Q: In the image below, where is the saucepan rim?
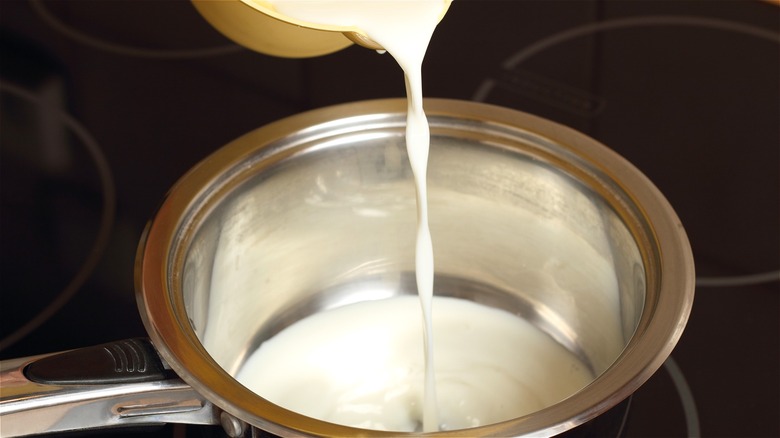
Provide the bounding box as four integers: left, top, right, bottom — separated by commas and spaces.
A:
135, 98, 694, 437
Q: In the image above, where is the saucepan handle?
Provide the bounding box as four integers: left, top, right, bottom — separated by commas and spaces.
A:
0, 338, 220, 436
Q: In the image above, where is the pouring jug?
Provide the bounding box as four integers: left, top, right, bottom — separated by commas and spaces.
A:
191, 0, 453, 58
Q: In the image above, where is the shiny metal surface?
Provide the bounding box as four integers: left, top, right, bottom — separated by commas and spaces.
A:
0, 353, 219, 436
136, 98, 694, 436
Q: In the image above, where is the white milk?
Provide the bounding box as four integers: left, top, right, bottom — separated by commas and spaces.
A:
265, 0, 447, 430
236, 295, 594, 432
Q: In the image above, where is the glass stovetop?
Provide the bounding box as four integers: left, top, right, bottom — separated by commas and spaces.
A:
1, 1, 777, 436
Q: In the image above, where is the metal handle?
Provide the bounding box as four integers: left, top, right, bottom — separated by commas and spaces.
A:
0, 339, 220, 436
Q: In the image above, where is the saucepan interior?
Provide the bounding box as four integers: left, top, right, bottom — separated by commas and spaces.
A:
136, 98, 693, 436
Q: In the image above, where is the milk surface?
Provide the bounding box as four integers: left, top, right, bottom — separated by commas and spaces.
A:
236, 295, 594, 432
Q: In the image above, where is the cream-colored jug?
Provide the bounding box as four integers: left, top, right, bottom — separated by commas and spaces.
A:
192, 0, 451, 58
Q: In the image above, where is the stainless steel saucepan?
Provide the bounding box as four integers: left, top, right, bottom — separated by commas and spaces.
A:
0, 99, 694, 437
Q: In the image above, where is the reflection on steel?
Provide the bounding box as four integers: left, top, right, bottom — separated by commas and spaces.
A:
0, 353, 219, 436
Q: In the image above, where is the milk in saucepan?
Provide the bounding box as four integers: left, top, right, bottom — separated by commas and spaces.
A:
236, 296, 594, 431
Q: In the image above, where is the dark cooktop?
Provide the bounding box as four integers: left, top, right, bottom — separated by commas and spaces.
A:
1, 1, 778, 437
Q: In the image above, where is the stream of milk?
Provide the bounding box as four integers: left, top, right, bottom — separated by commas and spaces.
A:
262, 0, 447, 430
233, 0, 595, 432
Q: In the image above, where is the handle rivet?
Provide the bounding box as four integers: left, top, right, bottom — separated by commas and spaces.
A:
220, 411, 247, 437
